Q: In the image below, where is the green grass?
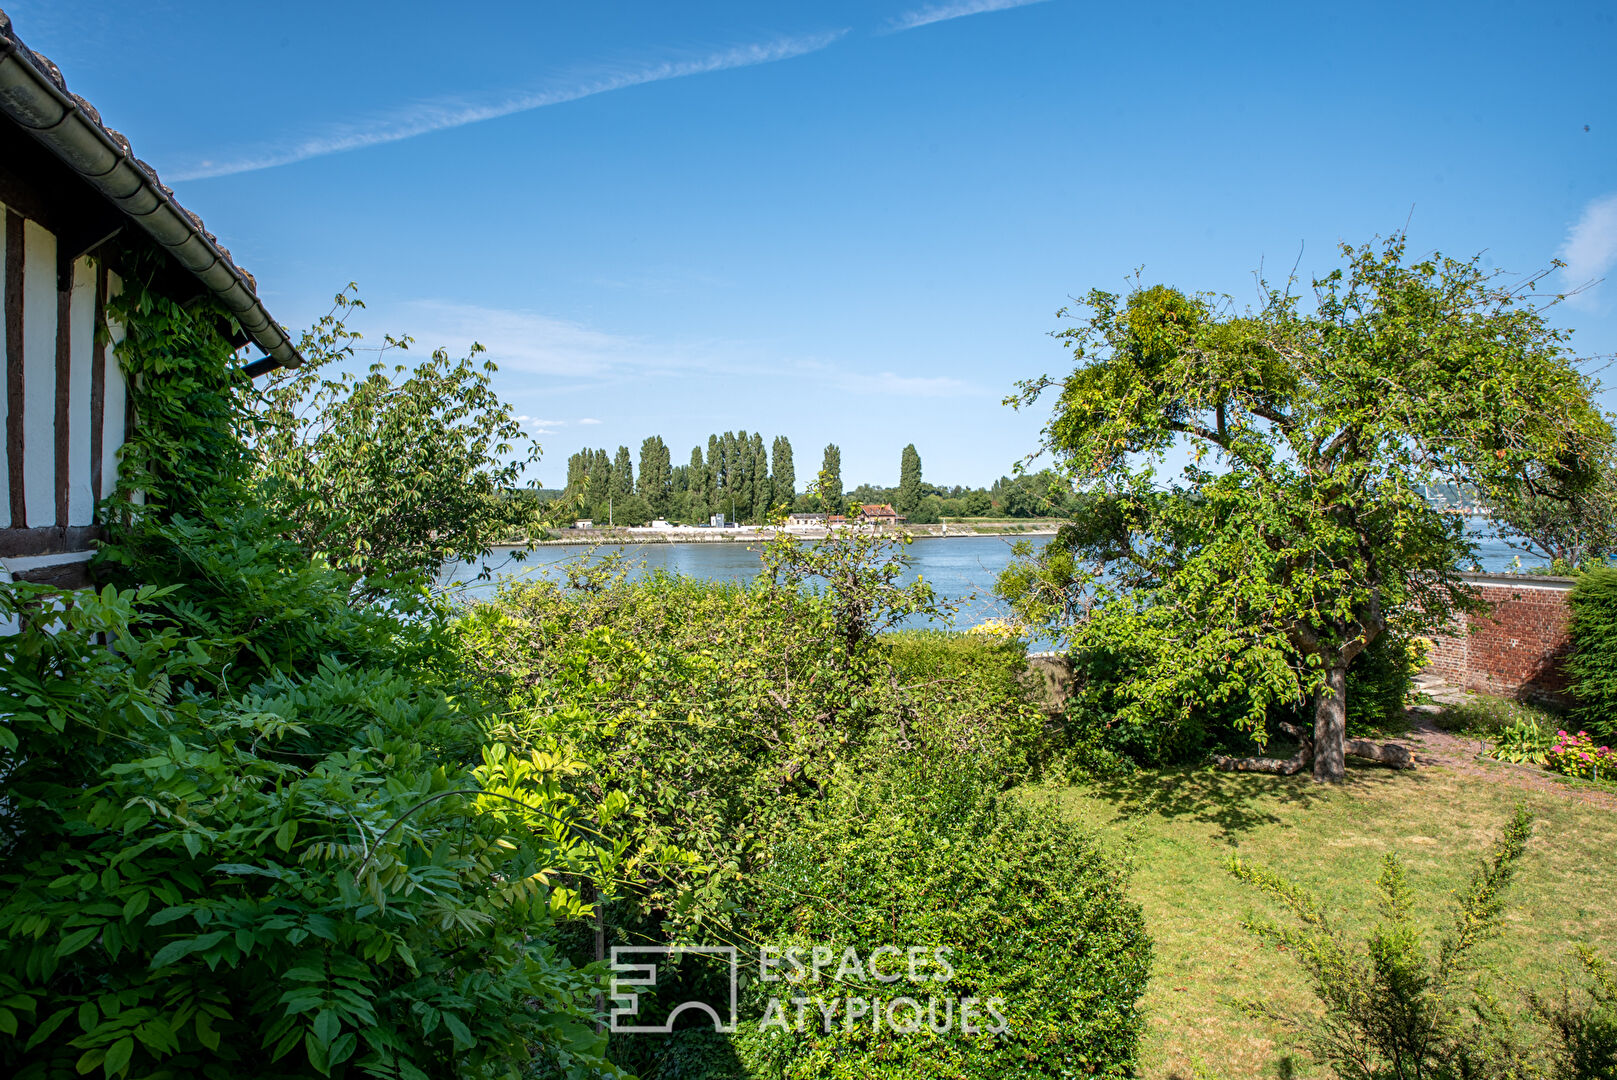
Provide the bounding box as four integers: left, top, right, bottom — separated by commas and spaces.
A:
1030, 758, 1617, 1079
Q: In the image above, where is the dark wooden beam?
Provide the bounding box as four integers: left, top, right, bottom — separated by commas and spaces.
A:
11, 558, 92, 588
0, 523, 102, 557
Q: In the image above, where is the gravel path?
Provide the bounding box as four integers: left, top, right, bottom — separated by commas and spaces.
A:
1395, 700, 1617, 811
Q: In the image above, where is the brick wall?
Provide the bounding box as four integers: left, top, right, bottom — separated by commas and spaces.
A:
1424, 572, 1575, 704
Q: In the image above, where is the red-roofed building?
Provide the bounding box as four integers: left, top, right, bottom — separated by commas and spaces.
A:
858, 504, 904, 526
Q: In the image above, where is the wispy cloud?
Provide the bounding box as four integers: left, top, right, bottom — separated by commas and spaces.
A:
577, 418, 603, 425
790, 360, 980, 398
887, 0, 1050, 33
1560, 192, 1617, 309
395, 300, 706, 382
384, 299, 987, 400
172, 31, 845, 180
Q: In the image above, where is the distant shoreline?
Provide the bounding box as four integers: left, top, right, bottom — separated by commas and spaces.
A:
508, 524, 1059, 547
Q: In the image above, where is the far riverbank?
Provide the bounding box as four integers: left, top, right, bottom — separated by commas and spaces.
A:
524, 521, 1059, 546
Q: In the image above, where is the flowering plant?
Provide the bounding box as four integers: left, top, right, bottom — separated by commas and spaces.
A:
1544, 730, 1615, 781
970, 617, 1026, 641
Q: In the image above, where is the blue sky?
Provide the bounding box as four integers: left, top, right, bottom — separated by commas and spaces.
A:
14, 0, 1617, 488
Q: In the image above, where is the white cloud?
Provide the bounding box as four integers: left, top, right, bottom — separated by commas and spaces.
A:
172, 30, 846, 180
887, 0, 1050, 33
790, 360, 982, 398
577, 417, 603, 425
393, 299, 704, 380
1560, 192, 1617, 308
384, 299, 986, 401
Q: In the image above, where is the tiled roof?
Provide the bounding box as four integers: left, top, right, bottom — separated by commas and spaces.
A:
0, 8, 303, 371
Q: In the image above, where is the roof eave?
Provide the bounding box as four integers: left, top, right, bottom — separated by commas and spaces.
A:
0, 14, 303, 372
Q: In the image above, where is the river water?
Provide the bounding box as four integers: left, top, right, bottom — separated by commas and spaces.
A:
439, 533, 1039, 633
438, 520, 1527, 636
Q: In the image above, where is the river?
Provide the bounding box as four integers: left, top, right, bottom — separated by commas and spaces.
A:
439, 533, 1039, 633
438, 520, 1529, 637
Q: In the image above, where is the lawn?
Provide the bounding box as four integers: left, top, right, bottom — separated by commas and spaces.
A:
1035, 744, 1617, 1079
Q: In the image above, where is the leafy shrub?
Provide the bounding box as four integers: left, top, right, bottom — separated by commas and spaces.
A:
882, 629, 1048, 779
1343, 632, 1422, 735
1433, 694, 1564, 738
250, 286, 544, 596
1228, 806, 1538, 1079
0, 514, 626, 1080
455, 539, 1055, 946
709, 760, 1151, 1078
456, 541, 1111, 1078
1568, 566, 1617, 740
1053, 624, 1415, 769
1491, 718, 1555, 765
1532, 947, 1617, 1080
1545, 731, 1616, 782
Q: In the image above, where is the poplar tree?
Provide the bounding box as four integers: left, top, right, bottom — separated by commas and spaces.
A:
722, 432, 742, 520
706, 435, 722, 520
611, 446, 634, 508
585, 449, 610, 514
750, 432, 771, 522
638, 436, 672, 516
565, 451, 587, 494
688, 446, 708, 522
898, 444, 923, 514
772, 435, 796, 509
819, 444, 843, 514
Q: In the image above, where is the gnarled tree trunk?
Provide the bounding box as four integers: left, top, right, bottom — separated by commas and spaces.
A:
1313, 664, 1348, 783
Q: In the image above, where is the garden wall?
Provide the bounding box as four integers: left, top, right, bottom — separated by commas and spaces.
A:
1424, 572, 1575, 705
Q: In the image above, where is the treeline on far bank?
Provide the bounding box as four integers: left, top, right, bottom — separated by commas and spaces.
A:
559, 432, 1078, 526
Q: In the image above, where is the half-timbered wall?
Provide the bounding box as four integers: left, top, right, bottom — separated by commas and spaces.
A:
0, 198, 126, 590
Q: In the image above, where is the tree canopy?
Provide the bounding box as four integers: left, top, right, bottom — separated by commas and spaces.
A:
1001, 238, 1610, 781
898, 444, 923, 515
252, 288, 540, 596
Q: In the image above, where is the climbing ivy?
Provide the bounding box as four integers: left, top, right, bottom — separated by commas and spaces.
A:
102, 242, 254, 519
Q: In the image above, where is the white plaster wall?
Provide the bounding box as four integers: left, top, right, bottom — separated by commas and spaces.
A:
20, 219, 55, 527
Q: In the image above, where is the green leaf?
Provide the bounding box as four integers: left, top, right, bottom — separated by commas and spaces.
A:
145, 906, 192, 927
27, 1006, 74, 1051
148, 938, 198, 970
442, 1011, 474, 1049
312, 1008, 339, 1048
57, 926, 101, 958
102, 1036, 134, 1078
304, 1030, 331, 1077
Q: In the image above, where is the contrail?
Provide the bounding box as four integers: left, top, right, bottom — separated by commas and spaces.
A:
173, 31, 846, 181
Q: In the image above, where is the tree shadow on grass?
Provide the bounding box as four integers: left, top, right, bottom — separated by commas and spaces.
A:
1081, 751, 1423, 845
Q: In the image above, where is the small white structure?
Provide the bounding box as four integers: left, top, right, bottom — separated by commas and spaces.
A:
709, 512, 727, 528
574, 519, 594, 529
